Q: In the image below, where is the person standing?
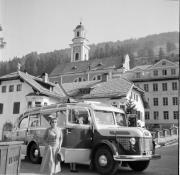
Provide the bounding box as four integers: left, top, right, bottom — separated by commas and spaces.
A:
40, 116, 63, 175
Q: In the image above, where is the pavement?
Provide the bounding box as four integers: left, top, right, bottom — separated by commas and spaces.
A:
20, 161, 96, 175
20, 141, 178, 175
156, 136, 178, 147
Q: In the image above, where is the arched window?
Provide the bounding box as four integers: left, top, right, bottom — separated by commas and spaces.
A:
77, 31, 79, 37
75, 53, 79, 61
92, 75, 102, 81
74, 77, 86, 83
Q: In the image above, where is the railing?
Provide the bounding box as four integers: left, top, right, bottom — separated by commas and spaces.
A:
151, 127, 178, 146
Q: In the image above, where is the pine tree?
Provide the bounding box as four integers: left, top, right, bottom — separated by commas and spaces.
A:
125, 97, 137, 114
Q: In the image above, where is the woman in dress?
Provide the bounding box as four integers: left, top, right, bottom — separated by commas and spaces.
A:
40, 115, 63, 175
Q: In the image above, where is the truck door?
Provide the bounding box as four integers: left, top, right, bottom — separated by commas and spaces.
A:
63, 107, 93, 149
28, 113, 43, 144
16, 114, 29, 143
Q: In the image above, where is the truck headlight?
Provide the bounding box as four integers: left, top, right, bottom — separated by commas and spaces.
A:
129, 137, 136, 145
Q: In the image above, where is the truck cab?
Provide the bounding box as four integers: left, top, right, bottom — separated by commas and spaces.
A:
10, 101, 160, 175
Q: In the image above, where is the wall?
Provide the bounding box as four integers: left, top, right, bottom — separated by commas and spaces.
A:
137, 79, 178, 126
0, 79, 33, 138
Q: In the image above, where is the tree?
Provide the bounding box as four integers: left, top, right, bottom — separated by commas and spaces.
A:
166, 42, 176, 53
125, 97, 137, 114
158, 47, 165, 59
125, 97, 138, 127
24, 52, 39, 75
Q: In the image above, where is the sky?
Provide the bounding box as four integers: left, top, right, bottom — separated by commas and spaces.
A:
0, 0, 179, 61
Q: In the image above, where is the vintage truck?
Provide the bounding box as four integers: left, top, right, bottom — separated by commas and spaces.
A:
9, 101, 160, 175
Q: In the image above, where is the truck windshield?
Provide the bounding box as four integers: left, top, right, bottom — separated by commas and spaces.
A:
94, 110, 115, 125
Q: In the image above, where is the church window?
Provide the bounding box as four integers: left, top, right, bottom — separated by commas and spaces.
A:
77, 31, 79, 37
74, 77, 86, 83
75, 53, 79, 61
92, 75, 102, 81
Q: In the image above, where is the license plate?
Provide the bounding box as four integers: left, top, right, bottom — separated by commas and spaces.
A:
146, 151, 152, 155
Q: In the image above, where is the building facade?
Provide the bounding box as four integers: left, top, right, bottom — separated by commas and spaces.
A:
0, 71, 67, 138
123, 59, 179, 129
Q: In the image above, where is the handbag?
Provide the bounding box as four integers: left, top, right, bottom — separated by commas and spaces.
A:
56, 150, 64, 162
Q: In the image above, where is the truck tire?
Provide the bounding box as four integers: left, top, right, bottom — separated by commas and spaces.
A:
29, 143, 41, 164
128, 160, 150, 171
94, 146, 119, 175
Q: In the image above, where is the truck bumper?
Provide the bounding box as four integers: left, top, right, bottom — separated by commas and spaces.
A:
113, 154, 161, 162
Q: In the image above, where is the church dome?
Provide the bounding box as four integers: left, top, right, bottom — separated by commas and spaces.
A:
75, 22, 85, 30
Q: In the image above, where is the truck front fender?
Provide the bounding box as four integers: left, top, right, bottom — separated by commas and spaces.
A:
91, 140, 119, 161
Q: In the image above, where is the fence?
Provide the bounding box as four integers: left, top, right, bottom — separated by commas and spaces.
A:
151, 127, 178, 146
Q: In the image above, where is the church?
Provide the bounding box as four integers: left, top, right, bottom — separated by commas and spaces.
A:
48, 23, 146, 125
49, 23, 130, 84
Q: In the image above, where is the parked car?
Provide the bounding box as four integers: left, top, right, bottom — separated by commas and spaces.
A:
8, 101, 160, 175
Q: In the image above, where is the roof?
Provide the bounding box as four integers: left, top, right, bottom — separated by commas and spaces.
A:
62, 78, 148, 107
0, 71, 67, 99
62, 78, 133, 99
62, 80, 100, 95
130, 65, 152, 71
75, 23, 85, 30
50, 56, 123, 77
129, 59, 179, 72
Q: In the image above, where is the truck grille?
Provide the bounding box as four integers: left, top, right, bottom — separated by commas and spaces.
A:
117, 137, 152, 155
117, 137, 140, 154
139, 137, 153, 154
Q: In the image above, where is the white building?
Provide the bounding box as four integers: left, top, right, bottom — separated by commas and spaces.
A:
70, 22, 90, 62
123, 59, 179, 129
62, 77, 147, 124
0, 70, 67, 139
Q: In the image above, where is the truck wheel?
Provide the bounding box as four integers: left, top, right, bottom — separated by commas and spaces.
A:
94, 147, 119, 175
29, 143, 41, 164
128, 160, 150, 171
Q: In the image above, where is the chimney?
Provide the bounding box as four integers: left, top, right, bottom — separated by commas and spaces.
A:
101, 73, 108, 82
42, 73, 49, 83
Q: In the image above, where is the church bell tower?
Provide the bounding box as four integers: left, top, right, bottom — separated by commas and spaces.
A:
70, 22, 89, 62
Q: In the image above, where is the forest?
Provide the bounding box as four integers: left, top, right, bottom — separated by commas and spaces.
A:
0, 31, 179, 77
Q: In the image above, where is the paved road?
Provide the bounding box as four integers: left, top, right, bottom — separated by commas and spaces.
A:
20, 143, 178, 175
